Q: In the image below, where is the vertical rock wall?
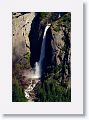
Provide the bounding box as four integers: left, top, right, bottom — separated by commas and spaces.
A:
12, 12, 35, 63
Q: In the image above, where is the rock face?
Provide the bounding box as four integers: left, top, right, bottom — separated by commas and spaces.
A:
12, 12, 71, 81
12, 12, 71, 102
51, 30, 64, 65
52, 26, 71, 83
28, 12, 71, 83
12, 12, 35, 63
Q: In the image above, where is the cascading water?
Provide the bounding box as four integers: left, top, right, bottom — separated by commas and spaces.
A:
32, 62, 40, 78
25, 24, 50, 79
24, 24, 51, 100
39, 25, 50, 72
33, 24, 51, 78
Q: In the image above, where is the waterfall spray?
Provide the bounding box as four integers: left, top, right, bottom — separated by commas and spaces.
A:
33, 62, 40, 78
24, 24, 51, 100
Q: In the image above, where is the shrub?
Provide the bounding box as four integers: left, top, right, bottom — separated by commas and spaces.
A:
53, 26, 60, 32
12, 79, 27, 102
40, 12, 48, 21
36, 79, 71, 102
15, 63, 24, 70
24, 52, 30, 64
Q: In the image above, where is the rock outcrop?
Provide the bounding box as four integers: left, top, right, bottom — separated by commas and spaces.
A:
12, 12, 35, 63
27, 12, 71, 83
12, 12, 71, 102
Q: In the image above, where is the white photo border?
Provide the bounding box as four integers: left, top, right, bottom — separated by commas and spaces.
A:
0, 0, 83, 114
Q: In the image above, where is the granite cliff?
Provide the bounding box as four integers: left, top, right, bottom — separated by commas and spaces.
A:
12, 12, 71, 102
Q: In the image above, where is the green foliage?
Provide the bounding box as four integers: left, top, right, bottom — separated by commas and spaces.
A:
15, 52, 30, 70
12, 52, 30, 102
58, 13, 71, 31
53, 65, 59, 73
53, 25, 61, 32
12, 79, 27, 102
51, 12, 59, 21
53, 12, 71, 32
15, 63, 24, 70
40, 12, 48, 21
37, 79, 71, 102
61, 13, 71, 23
24, 52, 30, 64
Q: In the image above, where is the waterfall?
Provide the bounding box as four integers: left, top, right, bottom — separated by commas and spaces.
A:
33, 24, 51, 78
33, 62, 40, 78
24, 24, 51, 100
39, 25, 50, 72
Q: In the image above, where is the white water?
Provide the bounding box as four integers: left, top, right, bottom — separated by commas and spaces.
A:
32, 62, 40, 78
33, 24, 50, 78
25, 25, 50, 79
24, 24, 50, 100
39, 25, 50, 67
